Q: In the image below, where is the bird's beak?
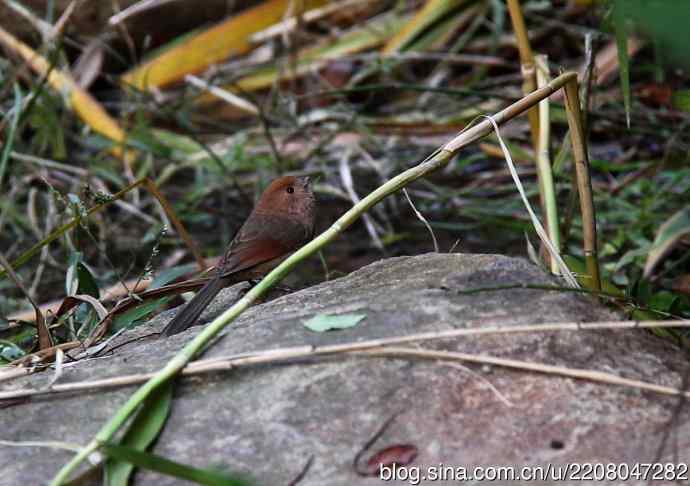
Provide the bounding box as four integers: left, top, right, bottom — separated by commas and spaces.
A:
299, 176, 311, 188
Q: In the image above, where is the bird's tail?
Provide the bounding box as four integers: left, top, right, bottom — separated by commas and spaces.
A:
162, 276, 225, 336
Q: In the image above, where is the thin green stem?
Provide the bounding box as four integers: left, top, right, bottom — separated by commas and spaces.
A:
534, 55, 560, 273
0, 178, 146, 280
454, 282, 622, 300
52, 71, 581, 485
0, 84, 22, 189
51, 148, 453, 485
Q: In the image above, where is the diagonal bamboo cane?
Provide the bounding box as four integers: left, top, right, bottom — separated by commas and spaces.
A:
51, 71, 600, 484
563, 80, 601, 291
506, 0, 539, 152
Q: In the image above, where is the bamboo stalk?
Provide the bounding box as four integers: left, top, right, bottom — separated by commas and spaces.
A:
563, 79, 600, 291
506, 0, 539, 152
51, 72, 583, 485
534, 55, 560, 274
506, 0, 557, 271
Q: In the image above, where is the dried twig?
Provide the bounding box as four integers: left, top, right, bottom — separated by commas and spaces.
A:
360, 346, 690, 399
402, 188, 438, 253
185, 74, 258, 115
481, 115, 577, 287
250, 0, 371, 43
0, 439, 82, 453
50, 72, 597, 485
4, 319, 689, 401
339, 150, 384, 250
108, 0, 179, 25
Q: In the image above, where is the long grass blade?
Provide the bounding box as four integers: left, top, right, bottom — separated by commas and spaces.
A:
102, 444, 252, 486
0, 84, 22, 188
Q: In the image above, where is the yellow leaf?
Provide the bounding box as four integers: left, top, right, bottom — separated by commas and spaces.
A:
0, 26, 135, 164
121, 0, 328, 91
382, 0, 474, 54
195, 12, 408, 106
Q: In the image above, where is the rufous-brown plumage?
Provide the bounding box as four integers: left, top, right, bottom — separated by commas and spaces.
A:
162, 176, 315, 336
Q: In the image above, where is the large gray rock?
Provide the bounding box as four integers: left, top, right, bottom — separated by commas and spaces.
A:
2, 254, 689, 485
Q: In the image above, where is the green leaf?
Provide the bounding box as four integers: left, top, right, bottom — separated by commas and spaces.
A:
562, 255, 623, 296
149, 263, 198, 290
27, 91, 66, 159
0, 339, 26, 362
105, 383, 174, 486
629, 277, 653, 306
65, 252, 82, 296
648, 290, 678, 314
111, 298, 170, 333
303, 313, 366, 332
76, 262, 100, 298
643, 207, 690, 277
128, 119, 174, 158
671, 90, 690, 112
1, 324, 35, 348
102, 443, 252, 486
612, 0, 690, 70
150, 128, 205, 155
383, 0, 471, 53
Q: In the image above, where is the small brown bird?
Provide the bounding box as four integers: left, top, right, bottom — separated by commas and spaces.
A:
162, 176, 316, 336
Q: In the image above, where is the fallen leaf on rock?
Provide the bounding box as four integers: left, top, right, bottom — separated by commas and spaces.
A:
303, 313, 366, 332
363, 444, 419, 476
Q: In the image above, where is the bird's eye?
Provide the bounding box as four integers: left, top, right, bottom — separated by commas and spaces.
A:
286, 186, 294, 194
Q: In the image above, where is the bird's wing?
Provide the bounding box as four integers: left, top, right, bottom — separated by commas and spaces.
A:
218, 232, 291, 277
162, 234, 289, 337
